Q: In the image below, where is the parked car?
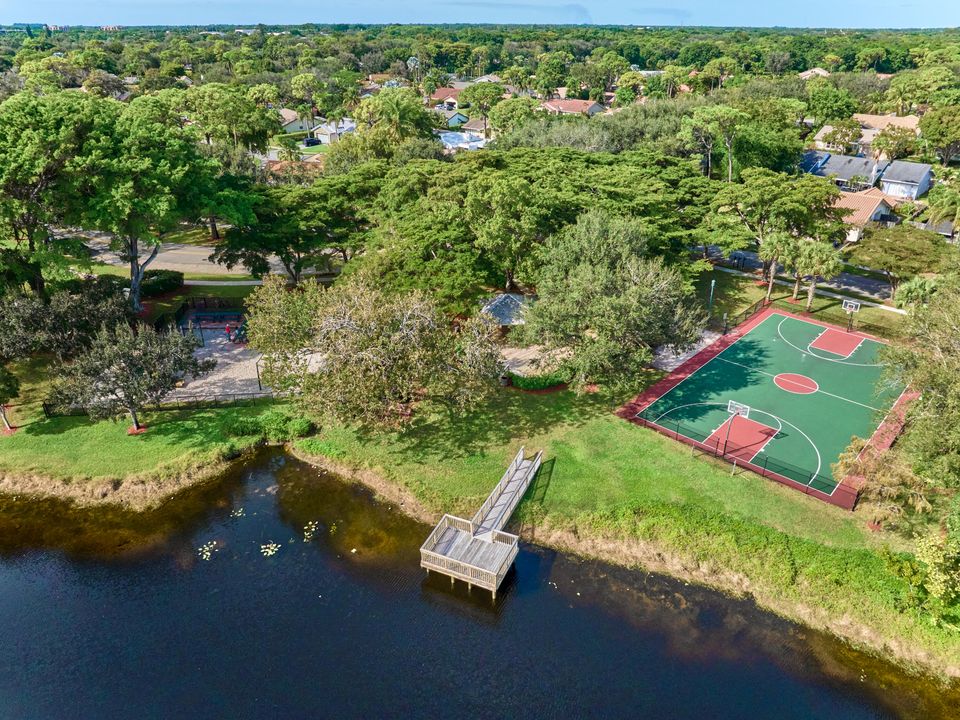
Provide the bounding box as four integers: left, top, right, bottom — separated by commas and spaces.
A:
303, 137, 321, 147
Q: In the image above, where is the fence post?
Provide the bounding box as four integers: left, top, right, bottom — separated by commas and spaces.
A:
722, 312, 728, 335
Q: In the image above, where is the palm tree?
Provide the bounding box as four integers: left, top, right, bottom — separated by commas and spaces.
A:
927, 186, 960, 228
796, 241, 844, 311
756, 232, 795, 302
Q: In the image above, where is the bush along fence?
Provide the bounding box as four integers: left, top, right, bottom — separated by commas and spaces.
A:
632, 407, 860, 510
41, 391, 276, 419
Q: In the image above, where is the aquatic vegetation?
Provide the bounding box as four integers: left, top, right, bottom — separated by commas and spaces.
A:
260, 542, 281, 557
197, 540, 220, 561
303, 521, 320, 542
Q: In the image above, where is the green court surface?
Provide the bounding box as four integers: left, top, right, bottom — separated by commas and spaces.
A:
636, 311, 903, 496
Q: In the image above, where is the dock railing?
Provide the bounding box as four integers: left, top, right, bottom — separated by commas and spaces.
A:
420, 447, 541, 597
471, 447, 525, 528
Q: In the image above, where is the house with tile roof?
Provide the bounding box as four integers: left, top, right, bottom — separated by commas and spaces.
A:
814, 113, 920, 157
540, 99, 605, 117
430, 87, 462, 110
833, 188, 899, 242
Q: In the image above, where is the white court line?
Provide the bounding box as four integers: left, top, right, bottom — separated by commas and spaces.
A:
777, 317, 884, 368
715, 356, 883, 412
807, 327, 866, 360
647, 401, 824, 486
711, 414, 780, 464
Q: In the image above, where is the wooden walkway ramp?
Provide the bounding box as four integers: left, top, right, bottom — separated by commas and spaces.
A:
420, 447, 542, 598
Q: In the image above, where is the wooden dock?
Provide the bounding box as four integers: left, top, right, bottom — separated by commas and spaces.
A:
420, 447, 542, 598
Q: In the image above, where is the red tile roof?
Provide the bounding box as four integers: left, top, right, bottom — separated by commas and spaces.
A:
541, 99, 602, 115
431, 87, 461, 102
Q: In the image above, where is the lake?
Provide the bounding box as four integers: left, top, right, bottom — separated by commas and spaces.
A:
0, 450, 955, 719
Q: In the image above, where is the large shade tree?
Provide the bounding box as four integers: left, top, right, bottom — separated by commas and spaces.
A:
849, 225, 952, 300
52, 323, 214, 431
524, 211, 706, 390
80, 95, 217, 311
0, 91, 116, 294
246, 275, 502, 430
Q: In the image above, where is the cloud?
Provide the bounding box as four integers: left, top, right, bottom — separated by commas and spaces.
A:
441, 1, 594, 24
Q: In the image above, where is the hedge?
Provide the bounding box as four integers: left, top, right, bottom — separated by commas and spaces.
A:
141, 269, 184, 298
507, 370, 569, 391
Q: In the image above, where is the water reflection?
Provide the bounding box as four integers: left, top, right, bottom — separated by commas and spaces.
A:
0, 449, 955, 719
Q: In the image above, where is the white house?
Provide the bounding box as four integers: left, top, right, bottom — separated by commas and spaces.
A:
279, 108, 313, 133
879, 160, 934, 200
311, 118, 357, 144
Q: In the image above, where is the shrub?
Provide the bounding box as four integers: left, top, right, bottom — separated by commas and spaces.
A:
507, 370, 569, 391
141, 270, 184, 298
223, 408, 316, 443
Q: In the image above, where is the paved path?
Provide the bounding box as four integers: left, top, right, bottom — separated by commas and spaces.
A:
715, 266, 906, 315
82, 233, 285, 277
730, 250, 891, 301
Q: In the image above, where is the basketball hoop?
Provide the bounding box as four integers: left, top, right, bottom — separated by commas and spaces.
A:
727, 400, 751, 419
723, 400, 751, 456
842, 299, 861, 314
842, 299, 861, 332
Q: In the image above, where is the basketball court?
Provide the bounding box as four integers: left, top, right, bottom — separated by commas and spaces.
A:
623, 306, 907, 508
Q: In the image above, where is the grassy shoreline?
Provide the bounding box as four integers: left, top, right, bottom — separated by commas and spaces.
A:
290, 432, 960, 679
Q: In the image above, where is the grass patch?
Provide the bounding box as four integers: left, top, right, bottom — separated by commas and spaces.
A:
298, 387, 886, 552
159, 225, 214, 246
696, 269, 904, 334
299, 143, 330, 155
89, 263, 260, 284
0, 402, 283, 485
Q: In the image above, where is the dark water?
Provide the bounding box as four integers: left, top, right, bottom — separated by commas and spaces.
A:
0, 450, 956, 719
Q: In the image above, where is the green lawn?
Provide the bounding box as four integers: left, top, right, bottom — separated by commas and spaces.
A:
295, 382, 960, 669
159, 225, 215, 246
90, 263, 260, 284
297, 386, 889, 553
0, 406, 271, 484
299, 143, 330, 155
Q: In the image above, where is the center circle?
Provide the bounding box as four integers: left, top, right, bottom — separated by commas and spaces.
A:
773, 373, 819, 395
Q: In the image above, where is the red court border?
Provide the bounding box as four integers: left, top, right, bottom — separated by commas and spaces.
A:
617, 305, 912, 511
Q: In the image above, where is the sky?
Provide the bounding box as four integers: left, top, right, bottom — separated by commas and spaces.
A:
5, 0, 960, 29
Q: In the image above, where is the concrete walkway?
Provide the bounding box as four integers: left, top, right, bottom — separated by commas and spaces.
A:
730, 249, 892, 301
